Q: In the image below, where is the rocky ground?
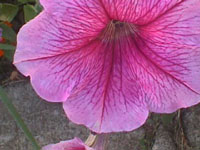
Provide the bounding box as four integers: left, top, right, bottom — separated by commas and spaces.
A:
0, 80, 200, 150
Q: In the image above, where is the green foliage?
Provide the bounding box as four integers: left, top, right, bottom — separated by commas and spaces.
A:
0, 0, 41, 61
0, 23, 16, 42
24, 4, 38, 23
0, 23, 16, 61
0, 43, 16, 60
0, 3, 19, 22
18, 0, 36, 3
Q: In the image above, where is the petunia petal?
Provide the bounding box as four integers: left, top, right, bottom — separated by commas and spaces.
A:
14, 7, 106, 63
63, 36, 150, 133
40, 0, 188, 25
14, 33, 104, 102
137, 0, 200, 112
100, 0, 193, 25
42, 138, 93, 150
40, 0, 109, 27
63, 1, 200, 130
14, 8, 107, 102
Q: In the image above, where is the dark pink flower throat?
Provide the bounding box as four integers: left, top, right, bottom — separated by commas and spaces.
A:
100, 20, 138, 42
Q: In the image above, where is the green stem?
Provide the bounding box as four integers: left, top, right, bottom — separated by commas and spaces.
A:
0, 87, 40, 150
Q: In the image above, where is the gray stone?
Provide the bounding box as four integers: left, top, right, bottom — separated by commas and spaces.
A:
182, 106, 200, 150
152, 125, 176, 150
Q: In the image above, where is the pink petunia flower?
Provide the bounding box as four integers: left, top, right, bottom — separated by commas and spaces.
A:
42, 134, 107, 150
42, 138, 93, 150
14, 0, 200, 133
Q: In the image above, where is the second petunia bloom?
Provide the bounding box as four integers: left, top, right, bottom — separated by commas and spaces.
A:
14, 0, 200, 133
42, 138, 93, 150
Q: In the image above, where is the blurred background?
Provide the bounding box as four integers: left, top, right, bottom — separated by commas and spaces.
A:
0, 0, 41, 84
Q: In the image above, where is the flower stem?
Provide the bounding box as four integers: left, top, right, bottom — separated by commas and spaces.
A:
85, 133, 97, 147
85, 132, 109, 150
0, 86, 40, 150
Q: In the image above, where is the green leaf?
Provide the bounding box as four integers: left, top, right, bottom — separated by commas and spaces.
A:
0, 24, 16, 42
18, 0, 35, 4
0, 4, 19, 22
0, 87, 40, 150
0, 43, 15, 50
0, 44, 16, 61
24, 4, 38, 23
35, 3, 43, 13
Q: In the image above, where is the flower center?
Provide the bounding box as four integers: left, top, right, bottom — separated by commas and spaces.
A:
99, 20, 138, 42
112, 20, 124, 28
